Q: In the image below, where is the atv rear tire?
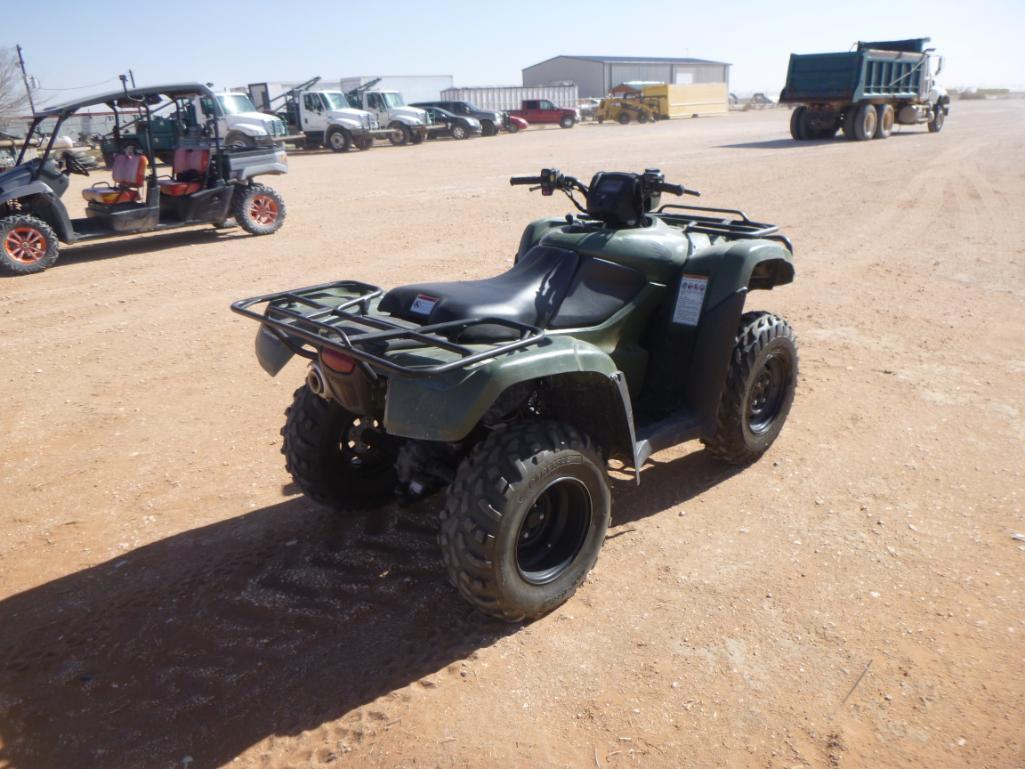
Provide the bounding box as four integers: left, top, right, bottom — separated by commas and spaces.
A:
440, 421, 611, 622
326, 127, 352, 152
233, 184, 286, 236
702, 312, 798, 465
282, 385, 397, 511
0, 215, 60, 275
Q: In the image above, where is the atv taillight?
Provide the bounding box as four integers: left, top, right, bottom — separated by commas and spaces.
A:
321, 348, 356, 374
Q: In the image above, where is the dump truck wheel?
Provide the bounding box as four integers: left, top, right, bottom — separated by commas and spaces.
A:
853, 103, 877, 141
326, 127, 352, 152
440, 421, 611, 622
0, 215, 60, 275
702, 311, 798, 465
875, 104, 894, 138
282, 384, 397, 511
233, 184, 286, 236
789, 107, 807, 140
928, 107, 945, 133
617, 112, 630, 125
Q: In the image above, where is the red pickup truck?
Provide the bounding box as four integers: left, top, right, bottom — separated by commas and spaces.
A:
508, 99, 578, 128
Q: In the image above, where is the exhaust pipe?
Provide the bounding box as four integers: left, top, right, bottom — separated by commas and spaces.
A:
306, 363, 327, 398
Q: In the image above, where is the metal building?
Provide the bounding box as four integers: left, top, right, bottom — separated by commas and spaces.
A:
522, 55, 730, 98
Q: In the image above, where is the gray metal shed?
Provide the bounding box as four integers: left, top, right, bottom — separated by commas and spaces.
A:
522, 55, 730, 98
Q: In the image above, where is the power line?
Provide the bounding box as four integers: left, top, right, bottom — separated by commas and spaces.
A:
33, 76, 120, 92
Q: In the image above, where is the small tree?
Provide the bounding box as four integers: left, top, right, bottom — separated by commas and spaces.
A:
0, 47, 31, 119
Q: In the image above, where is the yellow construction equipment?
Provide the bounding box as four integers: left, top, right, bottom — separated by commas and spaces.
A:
595, 97, 659, 125
640, 83, 729, 119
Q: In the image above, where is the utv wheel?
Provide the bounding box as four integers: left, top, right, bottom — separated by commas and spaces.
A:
875, 104, 894, 138
928, 106, 945, 133
789, 106, 807, 140
852, 103, 877, 141
282, 385, 397, 511
0, 215, 60, 275
560, 115, 575, 129
225, 131, 256, 149
451, 124, 467, 140
233, 184, 286, 236
388, 123, 410, 146
617, 112, 631, 125
326, 127, 352, 152
440, 421, 611, 622
703, 312, 798, 465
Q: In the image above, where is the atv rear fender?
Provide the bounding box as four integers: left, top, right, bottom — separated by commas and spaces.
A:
683, 238, 795, 434
0, 186, 74, 242
384, 335, 637, 461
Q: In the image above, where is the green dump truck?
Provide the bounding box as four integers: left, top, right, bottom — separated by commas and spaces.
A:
780, 38, 949, 141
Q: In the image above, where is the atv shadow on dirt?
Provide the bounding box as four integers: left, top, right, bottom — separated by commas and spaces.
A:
0, 448, 740, 768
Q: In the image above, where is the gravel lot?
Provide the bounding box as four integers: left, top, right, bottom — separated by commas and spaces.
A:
1, 100, 1023, 769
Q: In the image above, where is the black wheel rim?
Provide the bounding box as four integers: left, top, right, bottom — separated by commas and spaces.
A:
747, 353, 789, 434
516, 477, 591, 585
337, 416, 388, 473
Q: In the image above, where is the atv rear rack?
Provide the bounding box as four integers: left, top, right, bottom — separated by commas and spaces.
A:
231, 280, 546, 377
655, 204, 794, 252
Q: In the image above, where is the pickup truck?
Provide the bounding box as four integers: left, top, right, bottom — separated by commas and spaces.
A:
508, 99, 578, 128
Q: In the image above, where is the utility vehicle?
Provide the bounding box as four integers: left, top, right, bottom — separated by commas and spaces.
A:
0, 83, 287, 276
232, 168, 798, 621
344, 80, 431, 146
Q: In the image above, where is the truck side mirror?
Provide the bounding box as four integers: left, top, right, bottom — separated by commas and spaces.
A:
936, 56, 944, 76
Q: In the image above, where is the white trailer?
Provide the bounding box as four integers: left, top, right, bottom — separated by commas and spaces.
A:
440, 85, 579, 112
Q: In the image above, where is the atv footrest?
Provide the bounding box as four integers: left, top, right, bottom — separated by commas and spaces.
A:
231, 280, 546, 377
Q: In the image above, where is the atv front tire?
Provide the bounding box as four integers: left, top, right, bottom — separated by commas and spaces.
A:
440, 421, 611, 622
282, 385, 397, 511
233, 184, 286, 236
703, 312, 798, 465
0, 215, 60, 275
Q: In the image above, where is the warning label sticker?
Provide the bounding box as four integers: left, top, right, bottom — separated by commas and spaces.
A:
410, 294, 439, 316
672, 274, 708, 326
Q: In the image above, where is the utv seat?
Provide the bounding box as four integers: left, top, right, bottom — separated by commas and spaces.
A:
82, 150, 148, 204
379, 246, 579, 340
158, 148, 210, 197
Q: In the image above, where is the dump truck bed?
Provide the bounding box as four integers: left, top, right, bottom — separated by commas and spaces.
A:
780, 48, 929, 104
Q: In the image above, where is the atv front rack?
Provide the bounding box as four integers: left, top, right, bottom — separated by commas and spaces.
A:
655, 204, 794, 252
231, 280, 546, 377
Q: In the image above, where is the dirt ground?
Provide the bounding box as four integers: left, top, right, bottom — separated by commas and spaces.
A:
1, 101, 1023, 769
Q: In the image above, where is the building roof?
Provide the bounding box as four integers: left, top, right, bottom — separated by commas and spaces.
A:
525, 54, 731, 69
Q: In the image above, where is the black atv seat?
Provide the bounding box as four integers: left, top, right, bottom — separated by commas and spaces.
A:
378, 246, 580, 341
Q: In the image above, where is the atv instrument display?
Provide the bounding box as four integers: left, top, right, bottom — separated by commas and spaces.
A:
234, 168, 799, 621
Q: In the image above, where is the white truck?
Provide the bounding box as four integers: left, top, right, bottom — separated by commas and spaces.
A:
342, 79, 431, 146
197, 91, 289, 147
248, 79, 392, 152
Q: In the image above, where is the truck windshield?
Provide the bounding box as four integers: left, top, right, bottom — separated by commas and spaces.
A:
217, 94, 258, 115
382, 92, 405, 108
322, 92, 352, 110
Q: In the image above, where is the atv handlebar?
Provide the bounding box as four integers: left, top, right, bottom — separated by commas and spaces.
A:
654, 182, 699, 197
510, 176, 542, 186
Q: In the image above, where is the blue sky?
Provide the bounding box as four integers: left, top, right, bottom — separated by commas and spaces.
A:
8, 0, 1025, 106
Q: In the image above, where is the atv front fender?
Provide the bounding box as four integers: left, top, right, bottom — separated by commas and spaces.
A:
0, 184, 74, 242
384, 335, 627, 444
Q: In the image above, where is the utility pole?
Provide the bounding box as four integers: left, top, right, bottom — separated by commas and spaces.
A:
128, 69, 136, 88
15, 44, 36, 115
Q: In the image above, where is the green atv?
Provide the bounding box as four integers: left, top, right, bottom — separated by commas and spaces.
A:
232, 168, 798, 621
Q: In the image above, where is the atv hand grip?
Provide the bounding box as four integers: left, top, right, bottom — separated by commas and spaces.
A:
655, 182, 687, 196
510, 176, 542, 186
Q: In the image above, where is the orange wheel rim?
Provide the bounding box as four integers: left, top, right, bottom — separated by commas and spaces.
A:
4, 227, 47, 264
250, 194, 279, 225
